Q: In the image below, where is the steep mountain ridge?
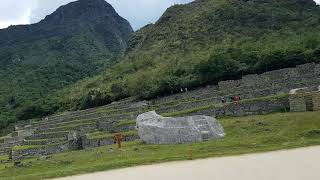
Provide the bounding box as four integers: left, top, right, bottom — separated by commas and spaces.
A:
45, 0, 320, 112
1, 0, 320, 131
0, 0, 133, 129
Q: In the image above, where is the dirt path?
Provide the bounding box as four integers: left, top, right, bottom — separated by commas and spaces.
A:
55, 146, 320, 180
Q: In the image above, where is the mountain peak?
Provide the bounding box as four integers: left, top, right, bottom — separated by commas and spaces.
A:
41, 0, 118, 25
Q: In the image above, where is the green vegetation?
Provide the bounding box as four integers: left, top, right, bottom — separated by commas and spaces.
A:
0, 136, 7, 143
241, 92, 289, 102
0, 0, 133, 132
12, 145, 48, 151
0, 155, 8, 161
24, 138, 65, 144
1, 0, 319, 131
35, 131, 69, 136
162, 104, 221, 117
35, 119, 94, 129
116, 120, 136, 127
43, 0, 320, 114
162, 93, 288, 117
43, 122, 96, 132
0, 111, 320, 179
13, 142, 67, 151
87, 130, 138, 140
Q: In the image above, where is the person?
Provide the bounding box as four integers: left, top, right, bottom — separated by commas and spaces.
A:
114, 133, 124, 150
226, 96, 232, 103
232, 96, 240, 104
221, 97, 226, 106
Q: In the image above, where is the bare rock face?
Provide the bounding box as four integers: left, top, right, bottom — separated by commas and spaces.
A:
136, 111, 225, 144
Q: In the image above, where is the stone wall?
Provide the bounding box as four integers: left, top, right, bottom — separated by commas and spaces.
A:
0, 147, 11, 156
25, 132, 69, 140
82, 135, 139, 149
11, 143, 70, 161
184, 95, 289, 117
151, 85, 220, 105
218, 63, 320, 97
289, 95, 306, 112
289, 86, 320, 112
22, 138, 65, 146
155, 97, 221, 114
5, 63, 320, 160
312, 92, 320, 111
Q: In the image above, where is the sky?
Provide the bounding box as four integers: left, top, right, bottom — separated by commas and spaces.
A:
0, 0, 193, 30
0, 0, 319, 30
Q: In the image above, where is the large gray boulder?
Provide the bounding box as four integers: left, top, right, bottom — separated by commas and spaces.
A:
136, 111, 225, 144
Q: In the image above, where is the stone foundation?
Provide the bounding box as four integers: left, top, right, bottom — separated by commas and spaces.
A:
289, 86, 320, 112
11, 143, 70, 161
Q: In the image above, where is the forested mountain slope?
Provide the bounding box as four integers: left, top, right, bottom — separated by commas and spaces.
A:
2, 0, 320, 130
46, 0, 319, 113
0, 0, 133, 129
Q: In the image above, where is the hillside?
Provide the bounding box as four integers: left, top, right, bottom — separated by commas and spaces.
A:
43, 0, 320, 112
1, 62, 320, 164
0, 0, 133, 129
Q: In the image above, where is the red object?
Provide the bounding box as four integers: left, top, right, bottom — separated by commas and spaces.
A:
232, 96, 240, 103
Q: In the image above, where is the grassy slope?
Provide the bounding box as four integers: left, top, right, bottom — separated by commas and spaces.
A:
0, 111, 320, 180
47, 0, 320, 111
0, 0, 133, 131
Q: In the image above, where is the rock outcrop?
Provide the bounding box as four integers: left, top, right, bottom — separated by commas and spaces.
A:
136, 111, 225, 144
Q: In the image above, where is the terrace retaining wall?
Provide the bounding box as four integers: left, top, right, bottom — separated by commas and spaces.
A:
11, 143, 70, 161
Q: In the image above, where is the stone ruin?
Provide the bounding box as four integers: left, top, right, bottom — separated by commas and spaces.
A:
3, 63, 320, 161
289, 86, 320, 112
136, 111, 225, 144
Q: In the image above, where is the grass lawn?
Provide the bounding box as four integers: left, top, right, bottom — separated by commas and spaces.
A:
1, 111, 320, 180
0, 155, 9, 161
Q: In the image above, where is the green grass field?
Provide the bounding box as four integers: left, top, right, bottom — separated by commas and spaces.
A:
1, 111, 320, 180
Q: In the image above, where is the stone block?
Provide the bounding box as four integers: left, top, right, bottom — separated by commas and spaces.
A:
289, 95, 306, 112
136, 111, 225, 144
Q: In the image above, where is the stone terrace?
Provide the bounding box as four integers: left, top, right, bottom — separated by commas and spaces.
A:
1, 63, 320, 161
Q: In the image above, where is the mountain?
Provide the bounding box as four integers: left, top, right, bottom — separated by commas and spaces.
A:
0, 0, 133, 129
45, 0, 319, 112
2, 0, 320, 131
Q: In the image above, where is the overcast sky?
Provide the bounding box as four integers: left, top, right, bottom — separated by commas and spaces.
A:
0, 0, 192, 30
0, 0, 319, 30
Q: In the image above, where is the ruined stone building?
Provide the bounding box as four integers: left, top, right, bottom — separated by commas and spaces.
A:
289, 86, 320, 112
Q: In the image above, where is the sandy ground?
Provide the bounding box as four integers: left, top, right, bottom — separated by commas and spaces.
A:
55, 146, 320, 180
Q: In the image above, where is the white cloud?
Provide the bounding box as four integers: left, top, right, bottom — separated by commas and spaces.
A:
0, 9, 31, 28
0, 0, 37, 27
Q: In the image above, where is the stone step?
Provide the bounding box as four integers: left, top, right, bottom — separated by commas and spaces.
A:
33, 112, 140, 129
0, 154, 9, 163
42, 98, 137, 122
0, 147, 11, 155
12, 142, 69, 161
21, 90, 289, 136
35, 119, 96, 131
23, 138, 66, 146
30, 97, 220, 128
25, 131, 69, 140
35, 122, 97, 134
29, 92, 227, 128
